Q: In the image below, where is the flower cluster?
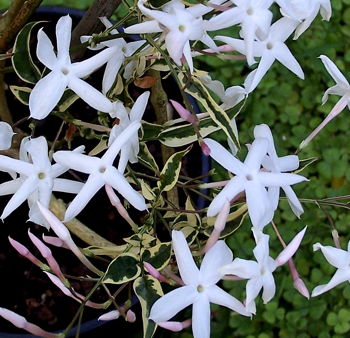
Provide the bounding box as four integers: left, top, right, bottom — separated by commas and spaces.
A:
0, 0, 349, 337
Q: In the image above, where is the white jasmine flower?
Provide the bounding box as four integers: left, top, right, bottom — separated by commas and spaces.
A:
276, 0, 332, 39
254, 124, 304, 217
53, 121, 147, 221
204, 136, 306, 229
208, 0, 273, 65
312, 240, 350, 297
0, 122, 14, 150
149, 230, 250, 338
81, 17, 146, 94
125, 0, 216, 72
29, 15, 115, 120
216, 17, 304, 92
108, 91, 149, 174
301, 55, 350, 148
0, 136, 83, 223
220, 227, 306, 313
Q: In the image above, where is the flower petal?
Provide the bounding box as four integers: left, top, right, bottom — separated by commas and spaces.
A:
282, 185, 304, 217
261, 272, 276, 303
312, 268, 350, 297
53, 178, 84, 194
200, 241, 233, 285
53, 151, 100, 174
103, 166, 147, 211
1, 176, 38, 219
172, 230, 199, 285
102, 53, 124, 94
207, 176, 245, 217
219, 258, 259, 279
64, 174, 104, 221
29, 71, 67, 120
130, 91, 150, 122
0, 155, 34, 176
0, 122, 14, 150
207, 285, 251, 316
244, 137, 268, 171
124, 20, 162, 34
245, 277, 264, 314
319, 55, 349, 87
204, 138, 245, 175
192, 295, 211, 338
36, 28, 57, 69
258, 172, 307, 187
149, 285, 197, 322
67, 76, 113, 113
26, 136, 51, 170
248, 51, 275, 92
313, 243, 350, 269
55, 15, 72, 63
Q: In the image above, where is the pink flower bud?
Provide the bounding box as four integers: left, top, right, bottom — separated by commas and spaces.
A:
293, 277, 310, 299
0, 307, 57, 338
170, 100, 197, 124
126, 309, 136, 323
42, 235, 67, 249
144, 262, 168, 283
8, 236, 46, 268
98, 310, 120, 321
158, 319, 191, 332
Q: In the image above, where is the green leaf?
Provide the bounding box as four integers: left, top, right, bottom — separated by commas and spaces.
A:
141, 121, 163, 141
133, 276, 163, 338
178, 72, 239, 149
142, 242, 172, 270
57, 89, 79, 112
103, 253, 141, 284
158, 116, 220, 147
12, 21, 43, 84
138, 142, 160, 174
157, 146, 191, 192
9, 85, 31, 105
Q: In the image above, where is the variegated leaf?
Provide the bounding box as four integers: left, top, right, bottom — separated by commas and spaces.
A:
142, 242, 172, 270
103, 253, 141, 284
12, 21, 43, 84
133, 276, 163, 338
10, 85, 31, 105
157, 146, 191, 192
138, 142, 160, 174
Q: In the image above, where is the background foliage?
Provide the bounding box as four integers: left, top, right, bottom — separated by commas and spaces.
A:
1, 0, 350, 337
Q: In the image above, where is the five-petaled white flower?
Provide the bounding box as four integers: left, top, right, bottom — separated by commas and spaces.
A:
149, 230, 250, 338
216, 17, 304, 93
254, 124, 304, 217
220, 227, 306, 313
0, 136, 83, 224
125, 0, 216, 73
204, 136, 306, 229
53, 121, 147, 221
311, 240, 350, 297
301, 55, 350, 148
107, 91, 150, 174
29, 15, 114, 120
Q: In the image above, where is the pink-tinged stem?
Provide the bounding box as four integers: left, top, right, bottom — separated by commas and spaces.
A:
37, 202, 102, 276
300, 96, 348, 149
28, 230, 66, 283
199, 180, 229, 189
204, 200, 230, 253
105, 185, 138, 231
208, 3, 231, 11
144, 262, 168, 283
221, 275, 244, 281
331, 229, 341, 249
0, 307, 58, 338
8, 236, 47, 269
44, 272, 106, 309
200, 140, 211, 156
158, 319, 192, 332
162, 267, 184, 286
